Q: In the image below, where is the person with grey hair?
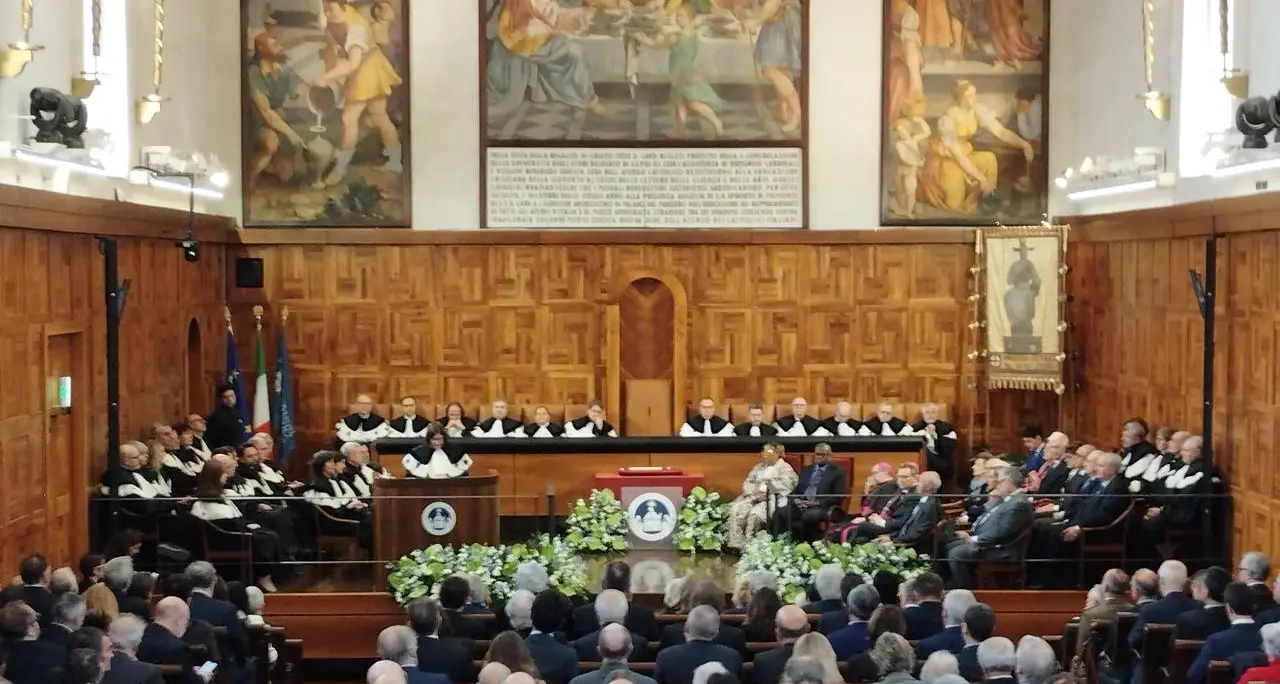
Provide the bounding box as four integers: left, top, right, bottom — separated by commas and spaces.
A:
367, 659, 409, 684
186, 560, 251, 678
919, 650, 959, 681
505, 590, 536, 635
1236, 622, 1280, 682
48, 567, 79, 597
929, 676, 968, 684
408, 598, 472, 683
781, 655, 825, 684
105, 613, 164, 683
885, 471, 943, 546
569, 623, 658, 684
828, 584, 880, 659
662, 577, 690, 613
44, 592, 87, 641
1128, 559, 1199, 651
1238, 551, 1277, 611
807, 564, 846, 613
655, 605, 741, 684
460, 572, 490, 611
573, 590, 652, 662
690, 662, 728, 684
377, 625, 444, 684
869, 632, 917, 682
945, 465, 1033, 589
976, 636, 1016, 680
514, 562, 549, 594
916, 589, 975, 660
748, 570, 778, 594
1015, 635, 1058, 684
478, 662, 512, 684
102, 556, 134, 594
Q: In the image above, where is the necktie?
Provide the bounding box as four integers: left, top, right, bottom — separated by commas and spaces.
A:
804, 466, 825, 498
901, 497, 926, 530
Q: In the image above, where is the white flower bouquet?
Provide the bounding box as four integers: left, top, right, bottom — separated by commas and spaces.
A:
734, 533, 932, 599
563, 488, 630, 554
673, 486, 730, 553
386, 533, 590, 605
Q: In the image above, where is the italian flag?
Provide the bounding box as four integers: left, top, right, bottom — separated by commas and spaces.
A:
252, 328, 271, 434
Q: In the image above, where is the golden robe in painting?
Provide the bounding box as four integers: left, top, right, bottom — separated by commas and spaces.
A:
918, 105, 1000, 215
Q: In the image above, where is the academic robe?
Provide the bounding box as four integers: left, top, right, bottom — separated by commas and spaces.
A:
99, 467, 169, 517
472, 416, 524, 438
205, 405, 249, 449
912, 419, 957, 476
773, 414, 822, 436
237, 461, 292, 497
566, 416, 618, 438
734, 421, 778, 437
1149, 459, 1213, 527
1130, 450, 1180, 496
403, 444, 473, 478
190, 435, 213, 460
1121, 440, 1163, 494
342, 461, 389, 498
436, 416, 478, 438
162, 448, 203, 497
523, 421, 566, 438
335, 413, 389, 443
304, 476, 373, 547
819, 417, 863, 437
386, 415, 429, 438
859, 416, 915, 437
680, 415, 734, 437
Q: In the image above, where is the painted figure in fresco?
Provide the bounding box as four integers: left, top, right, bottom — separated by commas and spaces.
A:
1004, 238, 1041, 343
487, 0, 609, 119
743, 0, 803, 134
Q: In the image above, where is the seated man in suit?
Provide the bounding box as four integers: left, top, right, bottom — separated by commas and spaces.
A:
749, 605, 808, 684
1128, 560, 1201, 652
137, 598, 204, 684
571, 562, 658, 641
104, 614, 165, 684
827, 584, 880, 660
438, 576, 487, 640
1176, 567, 1233, 640
1237, 551, 1277, 614
1188, 582, 1263, 684
571, 624, 658, 684
956, 603, 995, 681
916, 589, 976, 660
527, 590, 578, 684
733, 404, 778, 437
1013, 636, 1058, 684
776, 444, 847, 541
376, 627, 449, 684
803, 564, 846, 615
409, 597, 474, 683
877, 471, 943, 550
654, 606, 742, 684
0, 601, 66, 684
572, 590, 650, 662
844, 463, 920, 542
657, 582, 745, 654
1025, 432, 1071, 497
185, 561, 249, 680
903, 572, 946, 641
679, 398, 734, 437
942, 467, 1033, 589
1028, 451, 1131, 588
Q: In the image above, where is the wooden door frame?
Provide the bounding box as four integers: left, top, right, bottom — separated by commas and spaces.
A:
605, 272, 688, 434
41, 321, 90, 564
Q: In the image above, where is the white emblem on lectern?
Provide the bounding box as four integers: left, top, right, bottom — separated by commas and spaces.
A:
626, 493, 677, 542
421, 502, 457, 536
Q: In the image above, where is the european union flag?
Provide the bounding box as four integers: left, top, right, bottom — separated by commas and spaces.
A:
273, 326, 296, 465
225, 328, 251, 437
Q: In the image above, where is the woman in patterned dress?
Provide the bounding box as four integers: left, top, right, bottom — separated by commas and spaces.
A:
727, 443, 799, 550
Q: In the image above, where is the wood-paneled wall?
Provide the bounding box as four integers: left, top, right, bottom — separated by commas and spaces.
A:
0, 187, 234, 571
1064, 194, 1280, 562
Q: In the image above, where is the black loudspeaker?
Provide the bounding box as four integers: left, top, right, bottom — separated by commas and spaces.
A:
234, 257, 264, 289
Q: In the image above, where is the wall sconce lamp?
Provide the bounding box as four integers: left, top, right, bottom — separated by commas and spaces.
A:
0, 0, 42, 78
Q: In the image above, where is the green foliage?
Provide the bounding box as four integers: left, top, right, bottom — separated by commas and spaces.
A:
563, 488, 630, 554
672, 486, 730, 553
734, 533, 932, 601
385, 534, 589, 606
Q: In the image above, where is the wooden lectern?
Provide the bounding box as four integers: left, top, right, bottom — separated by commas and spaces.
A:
372, 473, 501, 565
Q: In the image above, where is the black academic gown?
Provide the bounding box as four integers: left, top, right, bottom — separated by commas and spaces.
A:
162, 447, 204, 498
523, 421, 566, 438
473, 416, 523, 437
682, 415, 732, 436
1146, 459, 1213, 530
819, 417, 864, 437
568, 416, 617, 437
338, 413, 388, 437
774, 415, 821, 435
912, 419, 956, 477
407, 443, 471, 473
205, 405, 248, 449
387, 415, 430, 436
436, 415, 478, 434
863, 416, 911, 436
734, 422, 778, 437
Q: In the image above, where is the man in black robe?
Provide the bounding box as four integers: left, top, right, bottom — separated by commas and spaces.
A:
1140, 435, 1213, 543
523, 406, 566, 438
403, 425, 474, 478
205, 384, 249, 450
911, 403, 956, 478
774, 397, 822, 436
567, 400, 618, 438
1118, 418, 1161, 493
386, 396, 430, 438
734, 404, 777, 437
818, 402, 863, 437
436, 402, 477, 438
860, 402, 914, 437
680, 398, 733, 437
473, 399, 524, 438
335, 394, 389, 444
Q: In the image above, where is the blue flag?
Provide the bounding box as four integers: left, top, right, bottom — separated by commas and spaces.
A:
225, 328, 251, 438
273, 327, 296, 465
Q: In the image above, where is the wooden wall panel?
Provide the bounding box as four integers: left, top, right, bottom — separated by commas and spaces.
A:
0, 187, 232, 572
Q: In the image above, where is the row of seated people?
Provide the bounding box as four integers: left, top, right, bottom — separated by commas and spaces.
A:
0, 553, 296, 684
99, 425, 396, 592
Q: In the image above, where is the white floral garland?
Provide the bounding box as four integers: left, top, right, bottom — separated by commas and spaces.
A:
734, 533, 932, 600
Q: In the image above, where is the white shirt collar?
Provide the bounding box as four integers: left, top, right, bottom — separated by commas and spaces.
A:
1232, 617, 1255, 625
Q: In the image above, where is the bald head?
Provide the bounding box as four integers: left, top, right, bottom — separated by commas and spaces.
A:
373, 675, 406, 684
503, 673, 537, 684
775, 604, 809, 641
1131, 569, 1158, 601
1158, 560, 1188, 593
1168, 431, 1191, 452
367, 660, 403, 684
478, 663, 512, 684
153, 597, 190, 637
1180, 436, 1204, 463
598, 622, 632, 661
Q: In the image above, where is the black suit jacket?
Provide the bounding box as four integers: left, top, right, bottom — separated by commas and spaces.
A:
804, 598, 844, 615
1248, 583, 1276, 613
573, 628, 651, 662
1067, 477, 1129, 529
818, 609, 846, 635
37, 623, 73, 650
1175, 605, 1231, 640
790, 464, 847, 507
1128, 591, 1202, 650
442, 608, 489, 640
6, 638, 67, 684
182, 618, 221, 666
102, 652, 165, 684
137, 623, 199, 684
904, 601, 944, 641
570, 601, 659, 641
658, 621, 746, 654
1036, 460, 1071, 495
416, 636, 475, 683
749, 643, 794, 684
891, 496, 942, 544
526, 632, 579, 684
955, 643, 982, 681
654, 641, 742, 684
189, 593, 249, 665
18, 586, 54, 627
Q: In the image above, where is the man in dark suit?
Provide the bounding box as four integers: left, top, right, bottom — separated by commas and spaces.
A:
1027, 432, 1071, 497
1238, 552, 1277, 613
570, 624, 658, 684
103, 614, 165, 684
943, 467, 1033, 589
438, 576, 488, 640
847, 464, 922, 542
974, 636, 1018, 684
570, 562, 658, 641
817, 573, 863, 635
775, 443, 847, 541
1175, 567, 1233, 640
527, 590, 578, 684
956, 603, 995, 682
657, 582, 745, 654
827, 584, 879, 660
16, 554, 53, 628
0, 601, 66, 684
1029, 450, 1131, 587
654, 606, 742, 684
572, 590, 650, 662
916, 589, 976, 660
903, 572, 945, 641
881, 472, 943, 551
375, 626, 450, 684
185, 561, 248, 680
136, 598, 202, 684
1259, 579, 1280, 625
105, 557, 149, 620
1129, 560, 1202, 651
155, 575, 220, 668
803, 564, 846, 616
37, 592, 85, 650
409, 598, 474, 684
1019, 425, 1045, 477
748, 605, 807, 684
1188, 582, 1263, 684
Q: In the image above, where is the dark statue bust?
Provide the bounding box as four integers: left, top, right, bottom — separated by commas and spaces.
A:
1003, 238, 1042, 354
29, 87, 89, 149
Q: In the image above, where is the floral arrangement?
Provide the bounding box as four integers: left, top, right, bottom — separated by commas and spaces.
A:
563, 488, 630, 554
673, 486, 730, 553
385, 534, 589, 606
735, 533, 932, 601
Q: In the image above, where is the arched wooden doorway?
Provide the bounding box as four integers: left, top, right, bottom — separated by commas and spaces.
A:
606, 275, 688, 436
185, 318, 202, 412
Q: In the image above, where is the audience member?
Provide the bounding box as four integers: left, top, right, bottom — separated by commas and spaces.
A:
80, 584, 118, 632
903, 573, 945, 640
368, 659, 409, 684
102, 614, 160, 684
741, 588, 782, 642
1, 601, 63, 684
49, 568, 78, 598
868, 632, 917, 683
654, 606, 741, 684
483, 631, 541, 679
750, 605, 808, 684
527, 590, 578, 684
573, 590, 650, 662
440, 576, 487, 640
569, 623, 657, 684
408, 598, 473, 683
1014, 636, 1058, 684
848, 604, 908, 682
61, 647, 102, 684
779, 656, 824, 684
658, 582, 745, 654
918, 651, 958, 681
101, 558, 145, 620
16, 555, 53, 628
67, 626, 111, 678
791, 633, 842, 684
1075, 569, 1133, 655
1186, 582, 1262, 684
40, 593, 86, 649
76, 555, 104, 594
186, 561, 249, 677
827, 584, 879, 660
818, 574, 864, 635
1239, 551, 1276, 613
136, 598, 205, 683
1236, 622, 1280, 682
956, 603, 994, 681
478, 662, 513, 684
690, 663, 727, 684
916, 590, 974, 660
1128, 560, 1199, 651
377, 626, 447, 684
976, 636, 1016, 684
505, 591, 536, 638
805, 565, 845, 615
572, 562, 658, 641
1175, 567, 1231, 640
